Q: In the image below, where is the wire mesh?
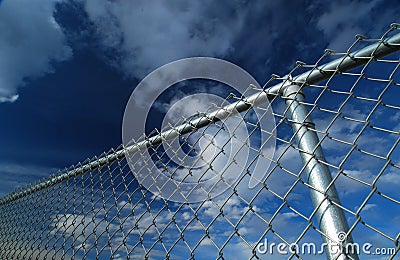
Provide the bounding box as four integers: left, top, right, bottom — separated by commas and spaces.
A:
1, 24, 400, 259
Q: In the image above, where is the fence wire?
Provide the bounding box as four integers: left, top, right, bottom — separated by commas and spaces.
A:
1, 24, 400, 260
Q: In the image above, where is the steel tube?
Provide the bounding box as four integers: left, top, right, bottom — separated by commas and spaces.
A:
283, 84, 358, 260
268, 30, 400, 95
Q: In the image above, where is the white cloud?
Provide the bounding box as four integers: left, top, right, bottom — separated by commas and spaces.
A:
0, 162, 56, 177
317, 0, 387, 51
202, 196, 249, 220
281, 212, 299, 219
199, 237, 214, 246
182, 211, 191, 221
389, 111, 400, 122
0, 0, 72, 103
0, 94, 18, 103
361, 203, 377, 212
379, 171, 400, 185
0, 161, 58, 197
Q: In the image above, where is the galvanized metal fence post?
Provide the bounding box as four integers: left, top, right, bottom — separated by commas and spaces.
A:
283, 84, 358, 260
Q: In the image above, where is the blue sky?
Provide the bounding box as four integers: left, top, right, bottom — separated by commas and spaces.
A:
0, 0, 400, 259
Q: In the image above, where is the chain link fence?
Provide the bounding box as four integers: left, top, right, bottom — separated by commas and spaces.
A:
1, 24, 400, 259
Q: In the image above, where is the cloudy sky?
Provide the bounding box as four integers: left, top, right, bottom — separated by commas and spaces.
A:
0, 0, 396, 195
0, 0, 399, 259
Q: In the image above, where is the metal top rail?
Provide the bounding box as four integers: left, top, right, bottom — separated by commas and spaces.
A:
1, 29, 400, 206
